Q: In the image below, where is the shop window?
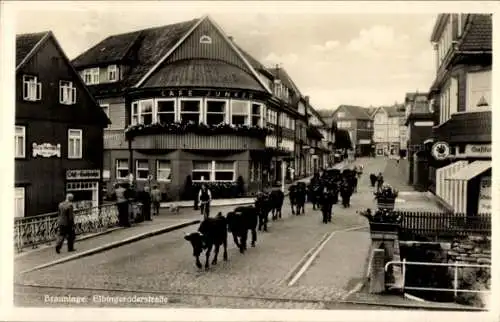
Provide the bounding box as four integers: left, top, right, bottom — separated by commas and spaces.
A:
180, 99, 201, 124
66, 181, 98, 210
59, 80, 76, 105
139, 100, 153, 125
14, 187, 25, 218
214, 161, 235, 181
206, 100, 226, 125
15, 126, 25, 158
157, 160, 172, 182
68, 129, 82, 159
116, 159, 129, 180
192, 161, 235, 182
22, 75, 42, 101
157, 99, 175, 124
192, 161, 211, 181
231, 100, 249, 125
251, 103, 262, 127
136, 160, 150, 180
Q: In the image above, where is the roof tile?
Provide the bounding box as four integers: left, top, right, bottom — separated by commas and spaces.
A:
337, 105, 372, 120
459, 14, 492, 52
16, 31, 49, 67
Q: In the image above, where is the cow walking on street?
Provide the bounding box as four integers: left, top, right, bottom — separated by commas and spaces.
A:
226, 206, 258, 253
255, 192, 271, 232
270, 189, 284, 221
320, 187, 334, 224
369, 174, 377, 187
184, 213, 228, 270
340, 179, 353, 208
289, 182, 306, 215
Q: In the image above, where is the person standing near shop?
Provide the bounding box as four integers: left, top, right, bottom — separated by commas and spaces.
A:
55, 193, 76, 254
114, 183, 131, 227
198, 184, 212, 218
151, 185, 162, 216
141, 186, 152, 221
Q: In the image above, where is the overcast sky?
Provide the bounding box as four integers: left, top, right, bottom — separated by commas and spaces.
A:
12, 2, 446, 110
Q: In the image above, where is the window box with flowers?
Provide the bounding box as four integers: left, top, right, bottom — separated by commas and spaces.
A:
124, 121, 271, 140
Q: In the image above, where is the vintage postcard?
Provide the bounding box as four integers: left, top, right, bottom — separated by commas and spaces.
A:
1, 1, 497, 321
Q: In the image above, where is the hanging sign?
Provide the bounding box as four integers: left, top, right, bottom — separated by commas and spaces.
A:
431, 141, 451, 160
32, 143, 61, 158
465, 144, 491, 158
66, 169, 101, 180
477, 176, 491, 214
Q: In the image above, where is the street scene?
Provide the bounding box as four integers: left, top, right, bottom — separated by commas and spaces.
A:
10, 3, 492, 314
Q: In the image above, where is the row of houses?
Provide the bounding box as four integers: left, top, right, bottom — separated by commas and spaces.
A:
404, 13, 492, 216
14, 15, 339, 218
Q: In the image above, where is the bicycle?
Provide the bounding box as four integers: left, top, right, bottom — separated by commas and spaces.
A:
200, 200, 210, 219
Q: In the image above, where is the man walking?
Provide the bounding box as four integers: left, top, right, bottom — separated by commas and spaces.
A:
141, 186, 152, 221
115, 183, 131, 227
198, 184, 212, 218
376, 172, 384, 193
151, 185, 161, 216
55, 193, 76, 254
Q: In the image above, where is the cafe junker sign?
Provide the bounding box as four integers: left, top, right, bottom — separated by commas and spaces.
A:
465, 144, 491, 158
32, 143, 61, 158
159, 89, 255, 99
66, 169, 101, 180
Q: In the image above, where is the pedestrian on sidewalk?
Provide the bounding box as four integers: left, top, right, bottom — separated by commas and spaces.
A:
151, 185, 161, 216
138, 186, 152, 221
376, 172, 384, 193
55, 193, 76, 254
114, 183, 131, 227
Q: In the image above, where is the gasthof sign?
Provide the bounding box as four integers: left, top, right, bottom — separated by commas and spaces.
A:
465, 144, 491, 157
66, 169, 101, 180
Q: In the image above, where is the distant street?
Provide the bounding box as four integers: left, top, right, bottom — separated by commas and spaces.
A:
15, 157, 428, 309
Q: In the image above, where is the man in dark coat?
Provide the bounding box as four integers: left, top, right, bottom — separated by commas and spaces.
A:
137, 186, 152, 222
114, 183, 131, 227
320, 187, 334, 224
55, 193, 76, 253
376, 172, 384, 192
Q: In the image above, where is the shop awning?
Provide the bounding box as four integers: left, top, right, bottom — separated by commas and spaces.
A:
448, 160, 491, 181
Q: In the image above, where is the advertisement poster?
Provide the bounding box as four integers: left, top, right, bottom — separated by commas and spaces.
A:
477, 176, 491, 214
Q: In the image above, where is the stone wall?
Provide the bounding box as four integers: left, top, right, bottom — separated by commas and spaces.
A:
446, 235, 491, 308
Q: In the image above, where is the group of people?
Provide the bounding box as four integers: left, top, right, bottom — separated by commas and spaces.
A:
308, 165, 363, 224
369, 172, 385, 192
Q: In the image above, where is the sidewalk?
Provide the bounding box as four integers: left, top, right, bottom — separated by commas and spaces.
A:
14, 210, 203, 277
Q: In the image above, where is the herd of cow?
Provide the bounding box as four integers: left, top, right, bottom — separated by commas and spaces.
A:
184, 166, 363, 270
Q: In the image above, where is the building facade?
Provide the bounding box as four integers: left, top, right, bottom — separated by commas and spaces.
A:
72, 16, 309, 199
427, 14, 492, 215
330, 105, 373, 157
15, 31, 109, 217
404, 92, 434, 190
372, 105, 405, 157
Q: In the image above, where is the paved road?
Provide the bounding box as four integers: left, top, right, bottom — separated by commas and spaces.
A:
14, 158, 392, 309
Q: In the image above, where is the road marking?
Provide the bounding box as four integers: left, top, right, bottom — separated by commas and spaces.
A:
287, 225, 367, 287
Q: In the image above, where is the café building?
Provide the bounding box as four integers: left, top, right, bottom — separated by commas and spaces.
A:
15, 31, 109, 217
72, 16, 304, 199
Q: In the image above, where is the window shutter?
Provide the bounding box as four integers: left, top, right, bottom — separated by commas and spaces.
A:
72, 87, 76, 104
36, 82, 42, 100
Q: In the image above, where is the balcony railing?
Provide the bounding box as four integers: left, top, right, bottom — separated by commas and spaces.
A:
14, 203, 119, 252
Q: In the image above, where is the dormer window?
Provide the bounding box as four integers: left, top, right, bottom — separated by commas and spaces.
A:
107, 65, 118, 82
59, 81, 76, 105
82, 68, 99, 85
22, 75, 42, 101
200, 35, 212, 44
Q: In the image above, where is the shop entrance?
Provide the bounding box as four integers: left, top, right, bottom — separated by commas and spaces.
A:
66, 181, 99, 210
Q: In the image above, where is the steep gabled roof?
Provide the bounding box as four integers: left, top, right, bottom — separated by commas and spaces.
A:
266, 67, 302, 96
382, 104, 405, 117
336, 105, 371, 120
71, 18, 200, 87
458, 14, 492, 51
365, 107, 377, 118
16, 31, 50, 69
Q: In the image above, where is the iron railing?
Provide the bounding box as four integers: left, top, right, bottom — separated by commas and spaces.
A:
385, 260, 491, 297
396, 211, 491, 238
14, 203, 119, 252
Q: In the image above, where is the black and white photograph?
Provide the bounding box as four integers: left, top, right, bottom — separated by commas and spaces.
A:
1, 1, 497, 320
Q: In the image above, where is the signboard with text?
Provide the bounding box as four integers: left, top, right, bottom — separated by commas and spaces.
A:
477, 176, 491, 214
32, 143, 61, 158
465, 144, 491, 158
66, 169, 101, 180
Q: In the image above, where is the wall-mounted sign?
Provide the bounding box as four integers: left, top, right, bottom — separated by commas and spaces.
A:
199, 35, 212, 44
32, 143, 61, 158
414, 121, 434, 127
359, 139, 371, 144
66, 169, 101, 180
465, 144, 491, 158
477, 176, 491, 214
431, 141, 451, 160
159, 89, 254, 100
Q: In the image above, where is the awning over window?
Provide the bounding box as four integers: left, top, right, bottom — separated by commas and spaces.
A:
448, 160, 491, 181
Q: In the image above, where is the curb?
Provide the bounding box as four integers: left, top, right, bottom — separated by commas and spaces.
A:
336, 298, 486, 311
19, 219, 200, 275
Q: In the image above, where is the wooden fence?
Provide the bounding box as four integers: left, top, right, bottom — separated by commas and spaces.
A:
396, 211, 491, 239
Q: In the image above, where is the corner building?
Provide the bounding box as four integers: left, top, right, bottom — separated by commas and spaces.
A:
73, 16, 307, 199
